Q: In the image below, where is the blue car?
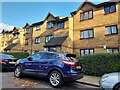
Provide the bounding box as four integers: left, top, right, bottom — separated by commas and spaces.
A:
14, 51, 84, 87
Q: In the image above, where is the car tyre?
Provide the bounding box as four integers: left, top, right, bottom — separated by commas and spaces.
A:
14, 66, 23, 78
113, 84, 120, 90
49, 71, 63, 88
114, 83, 120, 90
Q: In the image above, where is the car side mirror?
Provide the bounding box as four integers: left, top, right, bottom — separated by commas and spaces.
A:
27, 57, 32, 61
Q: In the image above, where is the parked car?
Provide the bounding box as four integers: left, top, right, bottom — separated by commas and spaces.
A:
14, 51, 84, 87
0, 53, 17, 70
99, 72, 120, 90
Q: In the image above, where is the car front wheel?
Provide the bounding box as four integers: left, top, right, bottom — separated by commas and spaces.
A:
114, 83, 120, 90
14, 66, 23, 78
49, 71, 63, 88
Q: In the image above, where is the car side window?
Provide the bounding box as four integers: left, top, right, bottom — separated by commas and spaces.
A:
30, 53, 42, 61
42, 53, 57, 59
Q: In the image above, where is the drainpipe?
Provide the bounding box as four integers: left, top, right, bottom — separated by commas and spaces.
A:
30, 28, 33, 55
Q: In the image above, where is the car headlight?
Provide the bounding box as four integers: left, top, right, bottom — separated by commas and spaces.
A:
101, 75, 109, 82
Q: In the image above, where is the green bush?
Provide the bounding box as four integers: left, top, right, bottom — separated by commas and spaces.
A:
77, 53, 120, 76
1, 52, 29, 59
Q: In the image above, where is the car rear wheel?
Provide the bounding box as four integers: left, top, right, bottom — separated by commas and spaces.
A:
49, 71, 63, 88
14, 66, 22, 78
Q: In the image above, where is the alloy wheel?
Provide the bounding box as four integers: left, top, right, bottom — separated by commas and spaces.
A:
14, 66, 21, 77
50, 72, 60, 86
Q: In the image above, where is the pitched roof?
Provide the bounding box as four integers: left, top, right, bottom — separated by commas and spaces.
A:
32, 21, 44, 26
44, 36, 68, 47
70, 11, 77, 16
70, 0, 120, 16
77, 1, 96, 11
53, 17, 68, 23
23, 23, 31, 29
96, 0, 119, 7
43, 12, 55, 22
4, 43, 18, 50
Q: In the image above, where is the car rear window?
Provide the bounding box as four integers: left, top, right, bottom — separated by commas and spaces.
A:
68, 57, 78, 62
2, 54, 13, 59
58, 53, 78, 62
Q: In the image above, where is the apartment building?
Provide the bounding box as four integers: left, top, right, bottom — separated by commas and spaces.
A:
44, 17, 73, 53
0, 27, 25, 52
32, 13, 58, 54
23, 12, 73, 54
71, 1, 120, 56
23, 23, 33, 54
0, 30, 13, 52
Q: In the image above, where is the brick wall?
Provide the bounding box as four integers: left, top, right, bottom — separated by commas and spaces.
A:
73, 2, 120, 56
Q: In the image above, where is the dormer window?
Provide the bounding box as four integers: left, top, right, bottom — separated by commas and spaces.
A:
57, 22, 64, 29
36, 25, 41, 30
104, 4, 116, 14
15, 34, 18, 38
46, 22, 53, 28
80, 10, 93, 21
26, 28, 30, 34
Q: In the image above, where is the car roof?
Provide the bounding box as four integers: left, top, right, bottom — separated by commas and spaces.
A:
37, 51, 66, 55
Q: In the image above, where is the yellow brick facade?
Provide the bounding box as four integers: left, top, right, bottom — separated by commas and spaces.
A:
11, 27, 25, 52
0, 27, 25, 52
32, 13, 56, 54
23, 23, 33, 54
72, 2, 120, 56
0, 30, 13, 52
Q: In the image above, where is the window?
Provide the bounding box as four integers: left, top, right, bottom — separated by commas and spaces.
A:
80, 29, 94, 39
105, 25, 118, 35
57, 22, 64, 29
80, 10, 93, 21
26, 28, 30, 34
42, 53, 57, 59
30, 53, 42, 61
80, 49, 94, 56
35, 37, 40, 44
46, 22, 53, 28
25, 39, 29, 45
24, 50, 28, 52
15, 34, 18, 38
106, 48, 119, 53
49, 47, 57, 52
36, 25, 41, 30
104, 4, 116, 14
45, 35, 53, 43
34, 51, 39, 53
29, 53, 56, 61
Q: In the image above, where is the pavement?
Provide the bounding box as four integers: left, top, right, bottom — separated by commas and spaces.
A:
77, 75, 100, 87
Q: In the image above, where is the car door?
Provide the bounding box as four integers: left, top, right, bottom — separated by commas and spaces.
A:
37, 53, 56, 74
33, 52, 45, 73
24, 53, 40, 72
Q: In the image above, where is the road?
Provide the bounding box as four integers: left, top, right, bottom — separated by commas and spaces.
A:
1, 71, 99, 89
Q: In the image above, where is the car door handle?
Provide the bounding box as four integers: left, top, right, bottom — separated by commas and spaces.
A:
50, 61, 53, 64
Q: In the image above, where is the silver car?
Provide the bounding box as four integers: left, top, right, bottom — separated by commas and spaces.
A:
99, 72, 120, 90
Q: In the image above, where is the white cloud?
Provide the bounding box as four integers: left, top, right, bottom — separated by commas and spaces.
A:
0, 22, 14, 33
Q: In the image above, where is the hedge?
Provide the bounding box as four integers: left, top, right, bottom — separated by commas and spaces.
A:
1, 52, 29, 59
77, 53, 120, 76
